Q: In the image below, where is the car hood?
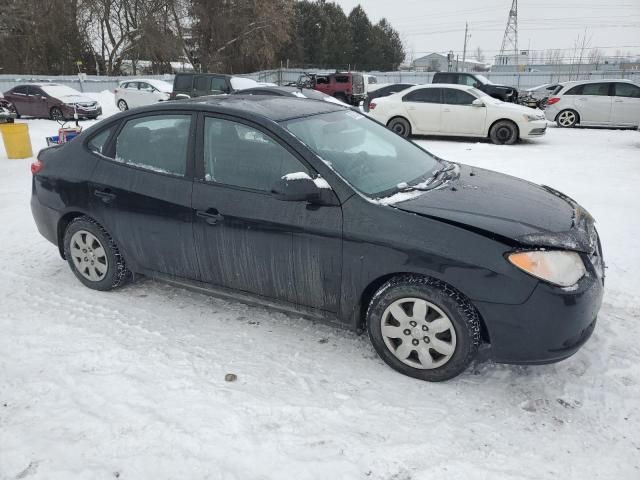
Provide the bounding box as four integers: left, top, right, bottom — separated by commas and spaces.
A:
393, 164, 597, 252
59, 95, 95, 104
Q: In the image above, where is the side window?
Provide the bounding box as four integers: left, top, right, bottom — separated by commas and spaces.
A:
31, 87, 45, 97
614, 83, 640, 98
335, 76, 350, 83
403, 88, 441, 103
115, 114, 191, 176
12, 86, 28, 95
443, 89, 476, 105
581, 83, 610, 96
316, 77, 329, 85
203, 117, 309, 191
462, 76, 477, 87
564, 85, 583, 95
139, 82, 153, 92
195, 76, 209, 91
88, 127, 114, 155
174, 75, 192, 91
211, 77, 228, 93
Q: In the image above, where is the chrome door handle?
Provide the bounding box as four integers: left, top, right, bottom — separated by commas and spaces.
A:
443, 108, 451, 112
614, 99, 624, 102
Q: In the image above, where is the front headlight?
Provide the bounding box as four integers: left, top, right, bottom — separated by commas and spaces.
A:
508, 250, 586, 287
523, 114, 542, 122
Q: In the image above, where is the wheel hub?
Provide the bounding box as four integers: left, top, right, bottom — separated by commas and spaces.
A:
380, 297, 457, 370
69, 230, 108, 282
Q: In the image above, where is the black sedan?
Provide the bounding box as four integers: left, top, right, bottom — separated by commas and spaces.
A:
364, 83, 416, 112
30, 96, 604, 381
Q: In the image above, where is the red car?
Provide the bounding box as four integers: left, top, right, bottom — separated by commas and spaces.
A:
3, 83, 102, 120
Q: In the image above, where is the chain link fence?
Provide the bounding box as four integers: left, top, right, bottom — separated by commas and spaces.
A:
2, 70, 639, 94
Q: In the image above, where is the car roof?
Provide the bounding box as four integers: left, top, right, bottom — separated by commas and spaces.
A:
404, 84, 474, 92
138, 94, 347, 122
119, 78, 173, 89
13, 83, 62, 87
559, 79, 636, 87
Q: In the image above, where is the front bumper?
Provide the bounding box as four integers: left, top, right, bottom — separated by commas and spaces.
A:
61, 105, 102, 119
475, 253, 604, 365
521, 119, 548, 138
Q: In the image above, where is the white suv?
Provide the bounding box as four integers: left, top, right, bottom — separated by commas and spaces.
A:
545, 79, 640, 128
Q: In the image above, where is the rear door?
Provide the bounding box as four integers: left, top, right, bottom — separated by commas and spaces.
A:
401, 88, 443, 134
9, 86, 32, 116
192, 114, 343, 311
573, 82, 613, 125
611, 82, 640, 127
28, 86, 49, 117
89, 112, 200, 279
441, 88, 486, 135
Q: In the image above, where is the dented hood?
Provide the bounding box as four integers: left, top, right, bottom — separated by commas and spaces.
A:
395, 164, 597, 252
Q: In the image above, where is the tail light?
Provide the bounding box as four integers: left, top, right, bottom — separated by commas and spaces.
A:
547, 97, 561, 106
31, 160, 43, 174
113, 88, 118, 94
369, 102, 377, 110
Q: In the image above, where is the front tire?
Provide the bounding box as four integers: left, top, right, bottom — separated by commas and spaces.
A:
367, 275, 481, 381
489, 120, 519, 145
556, 109, 579, 128
63, 217, 131, 291
387, 117, 412, 138
117, 99, 128, 111
50, 106, 64, 121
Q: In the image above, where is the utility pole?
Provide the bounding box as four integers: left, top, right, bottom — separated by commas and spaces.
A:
462, 22, 470, 72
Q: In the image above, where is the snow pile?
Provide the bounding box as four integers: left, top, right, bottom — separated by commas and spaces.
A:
1, 116, 639, 479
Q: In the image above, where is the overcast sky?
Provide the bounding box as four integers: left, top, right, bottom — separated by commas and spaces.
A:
333, 0, 640, 62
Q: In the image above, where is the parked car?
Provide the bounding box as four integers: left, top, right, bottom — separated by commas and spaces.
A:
232, 86, 347, 105
545, 80, 640, 128
30, 95, 603, 381
114, 79, 173, 111
364, 83, 416, 112
0, 92, 16, 123
293, 72, 366, 106
3, 83, 102, 120
433, 72, 518, 103
170, 73, 260, 99
368, 84, 547, 144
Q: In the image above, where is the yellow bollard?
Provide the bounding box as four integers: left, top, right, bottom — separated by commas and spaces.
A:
0, 122, 33, 159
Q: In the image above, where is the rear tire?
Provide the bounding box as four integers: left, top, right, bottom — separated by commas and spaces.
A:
63, 216, 131, 291
556, 109, 579, 128
387, 117, 412, 138
367, 275, 481, 382
489, 120, 518, 145
117, 99, 128, 111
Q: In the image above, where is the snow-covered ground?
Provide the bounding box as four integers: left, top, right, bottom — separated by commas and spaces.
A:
1, 92, 639, 480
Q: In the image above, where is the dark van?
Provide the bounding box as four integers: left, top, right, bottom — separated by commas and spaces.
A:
170, 73, 259, 99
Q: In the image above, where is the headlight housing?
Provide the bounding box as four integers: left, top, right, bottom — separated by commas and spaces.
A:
508, 250, 586, 287
523, 113, 543, 122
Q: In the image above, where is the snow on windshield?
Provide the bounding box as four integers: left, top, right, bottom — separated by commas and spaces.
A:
475, 75, 494, 85
146, 80, 173, 92
230, 77, 259, 90
40, 85, 84, 98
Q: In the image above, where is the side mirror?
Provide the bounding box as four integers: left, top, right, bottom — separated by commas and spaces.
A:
271, 173, 338, 205
174, 94, 191, 100
471, 98, 485, 107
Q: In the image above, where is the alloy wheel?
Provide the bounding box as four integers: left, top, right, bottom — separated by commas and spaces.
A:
117, 100, 128, 111
380, 297, 457, 369
558, 110, 577, 127
50, 107, 63, 121
69, 230, 108, 282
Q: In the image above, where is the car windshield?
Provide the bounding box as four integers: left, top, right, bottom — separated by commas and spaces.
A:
230, 77, 259, 90
40, 85, 83, 98
282, 111, 440, 197
474, 74, 493, 85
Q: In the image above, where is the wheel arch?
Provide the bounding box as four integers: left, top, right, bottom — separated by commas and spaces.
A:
57, 212, 87, 258
386, 115, 414, 136
357, 272, 491, 344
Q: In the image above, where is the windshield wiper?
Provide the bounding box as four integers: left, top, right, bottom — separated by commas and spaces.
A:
396, 162, 459, 192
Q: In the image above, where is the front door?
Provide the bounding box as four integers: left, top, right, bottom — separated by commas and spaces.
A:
611, 82, 640, 127
89, 112, 200, 279
192, 115, 343, 312
441, 88, 486, 135
401, 88, 443, 134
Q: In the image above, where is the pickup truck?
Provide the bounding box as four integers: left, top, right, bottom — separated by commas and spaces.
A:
433, 72, 518, 103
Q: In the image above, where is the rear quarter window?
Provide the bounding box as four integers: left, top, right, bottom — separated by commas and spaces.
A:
87, 127, 114, 156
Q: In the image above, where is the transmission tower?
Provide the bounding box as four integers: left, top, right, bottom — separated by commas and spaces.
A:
499, 0, 518, 64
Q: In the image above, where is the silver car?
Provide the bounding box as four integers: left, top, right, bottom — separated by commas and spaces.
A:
545, 79, 640, 128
